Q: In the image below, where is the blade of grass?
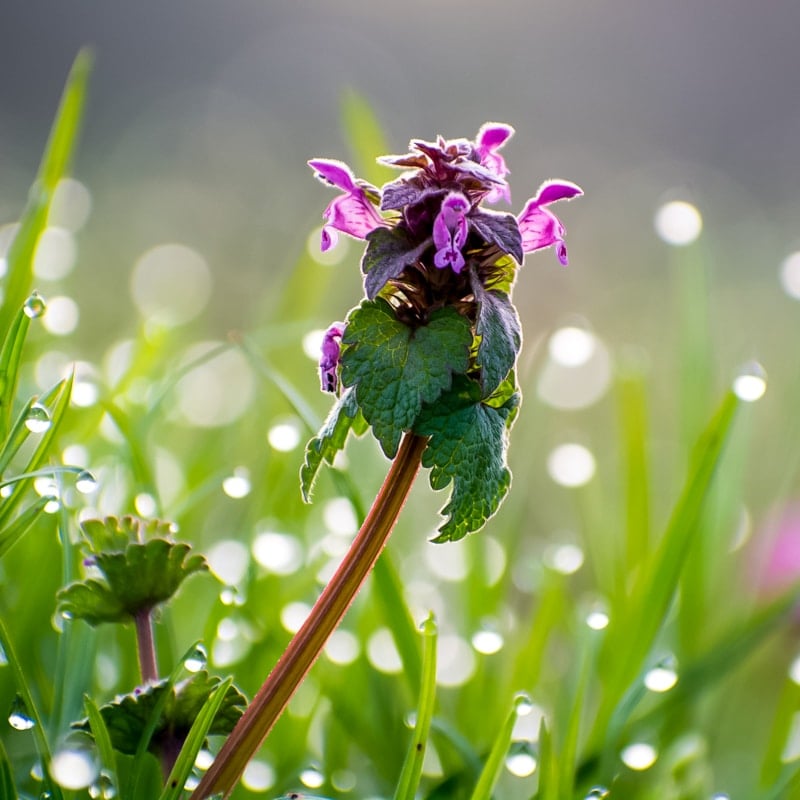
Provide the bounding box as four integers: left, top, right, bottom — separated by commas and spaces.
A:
469, 694, 523, 800
340, 89, 394, 188
0, 373, 74, 531
0, 615, 63, 800
84, 694, 118, 785
372, 553, 423, 693
536, 717, 558, 800
0, 307, 31, 440
594, 391, 740, 749
394, 614, 437, 800
0, 737, 18, 800
616, 357, 651, 574
158, 676, 235, 800
0, 50, 91, 332
0, 494, 50, 558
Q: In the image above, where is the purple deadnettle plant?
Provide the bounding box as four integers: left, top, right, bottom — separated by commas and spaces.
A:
194, 123, 580, 799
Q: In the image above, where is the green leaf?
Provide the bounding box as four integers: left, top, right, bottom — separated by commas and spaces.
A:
73, 671, 246, 758
84, 694, 118, 785
361, 227, 432, 300
414, 376, 519, 541
470, 272, 521, 394
0, 494, 50, 559
341, 299, 472, 457
57, 533, 208, 624
469, 695, 522, 800
0, 49, 91, 332
300, 388, 365, 502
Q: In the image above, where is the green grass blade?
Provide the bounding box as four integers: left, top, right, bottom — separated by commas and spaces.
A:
617, 358, 651, 574
84, 694, 118, 784
0, 49, 91, 331
595, 390, 739, 745
536, 717, 558, 800
372, 554, 422, 693
0, 737, 19, 800
0, 307, 31, 440
0, 373, 74, 531
393, 614, 438, 800
558, 638, 595, 797
0, 615, 63, 800
340, 89, 394, 188
0, 494, 50, 558
158, 676, 235, 800
469, 695, 521, 800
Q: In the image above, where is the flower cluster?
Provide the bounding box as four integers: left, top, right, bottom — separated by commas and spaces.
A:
303, 123, 581, 540
310, 123, 581, 392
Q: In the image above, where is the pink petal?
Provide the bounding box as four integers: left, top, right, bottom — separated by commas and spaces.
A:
517, 203, 564, 253
308, 158, 357, 192
326, 192, 385, 240
535, 180, 583, 206
476, 123, 514, 152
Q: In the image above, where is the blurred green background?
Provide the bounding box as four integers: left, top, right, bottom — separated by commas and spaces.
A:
2, 2, 800, 798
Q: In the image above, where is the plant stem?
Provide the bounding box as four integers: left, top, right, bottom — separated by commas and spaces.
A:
193, 432, 428, 799
134, 608, 159, 684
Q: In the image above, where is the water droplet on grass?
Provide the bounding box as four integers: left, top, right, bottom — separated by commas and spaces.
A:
654, 200, 702, 246
8, 695, 35, 730
75, 470, 98, 494
51, 747, 98, 789
299, 766, 325, 789
644, 658, 679, 693
242, 759, 275, 792
505, 746, 537, 777
620, 742, 658, 770
24, 291, 46, 318
586, 610, 610, 630
547, 443, 596, 487
471, 628, 504, 655
732, 361, 767, 402
25, 402, 51, 433
88, 771, 117, 799
585, 787, 610, 799
184, 644, 207, 672
222, 468, 251, 498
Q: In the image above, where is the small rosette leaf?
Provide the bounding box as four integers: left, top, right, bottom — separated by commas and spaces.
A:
57, 520, 207, 624
414, 376, 520, 542
300, 388, 367, 501
72, 671, 246, 757
340, 299, 472, 458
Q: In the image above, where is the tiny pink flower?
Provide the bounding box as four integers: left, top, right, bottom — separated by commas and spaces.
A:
432, 192, 470, 273
517, 180, 583, 265
308, 159, 386, 251
475, 123, 514, 203
319, 321, 345, 393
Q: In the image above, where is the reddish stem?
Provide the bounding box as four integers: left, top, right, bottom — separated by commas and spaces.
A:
134, 607, 159, 684
193, 432, 428, 799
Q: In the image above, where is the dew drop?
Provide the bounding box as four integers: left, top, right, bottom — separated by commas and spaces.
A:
88, 769, 117, 798
0, 642, 7, 666
505, 746, 537, 777
545, 542, 585, 575
51, 747, 99, 789
222, 468, 251, 499
471, 629, 504, 655
25, 402, 52, 433
644, 660, 679, 693
241, 758, 275, 792
732, 361, 767, 402
184, 643, 208, 673
514, 692, 534, 715
547, 443, 596, 487
620, 742, 658, 770
586, 610, 610, 630
24, 291, 47, 318
585, 787, 610, 799
75, 470, 98, 494
299, 766, 325, 788
654, 200, 702, 246
8, 694, 36, 730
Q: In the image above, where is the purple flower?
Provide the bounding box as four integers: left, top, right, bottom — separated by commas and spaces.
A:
517, 180, 583, 265
319, 321, 345, 393
475, 123, 514, 204
308, 159, 386, 251
433, 192, 470, 273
